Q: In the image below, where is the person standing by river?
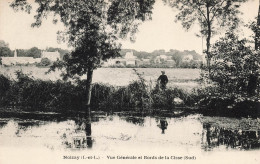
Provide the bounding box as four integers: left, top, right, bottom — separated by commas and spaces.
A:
157, 71, 168, 90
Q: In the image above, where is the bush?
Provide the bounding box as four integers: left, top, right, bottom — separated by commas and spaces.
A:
209, 32, 260, 97
37, 58, 51, 67
197, 32, 260, 115
0, 74, 11, 106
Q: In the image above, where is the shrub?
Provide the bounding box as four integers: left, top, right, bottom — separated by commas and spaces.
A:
0, 74, 11, 106
37, 58, 52, 67
198, 32, 260, 113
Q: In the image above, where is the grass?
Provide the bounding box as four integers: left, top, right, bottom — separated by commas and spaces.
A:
0, 70, 259, 118
0, 70, 193, 113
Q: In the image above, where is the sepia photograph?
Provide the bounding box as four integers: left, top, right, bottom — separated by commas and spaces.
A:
0, 0, 260, 164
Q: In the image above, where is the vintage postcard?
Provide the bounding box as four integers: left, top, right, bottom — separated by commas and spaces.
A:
0, 0, 260, 164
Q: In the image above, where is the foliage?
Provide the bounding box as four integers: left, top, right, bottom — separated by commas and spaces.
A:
0, 71, 190, 112
1, 71, 258, 117
255, 2, 260, 50
164, 0, 247, 71
102, 69, 154, 111
0, 71, 85, 111
195, 32, 260, 115
209, 32, 260, 97
180, 60, 202, 68
107, 0, 155, 41
37, 58, 52, 67
0, 74, 11, 106
193, 86, 260, 117
16, 49, 27, 57
247, 18, 260, 50
0, 47, 12, 57
27, 47, 41, 58
16, 47, 42, 58
10, 0, 156, 108
10, 0, 156, 75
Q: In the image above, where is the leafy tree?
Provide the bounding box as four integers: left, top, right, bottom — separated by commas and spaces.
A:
210, 32, 259, 99
255, 0, 260, 50
164, 0, 247, 73
38, 58, 51, 67
27, 47, 41, 58
0, 47, 12, 57
16, 49, 27, 57
169, 51, 182, 67
11, 0, 155, 110
0, 42, 12, 65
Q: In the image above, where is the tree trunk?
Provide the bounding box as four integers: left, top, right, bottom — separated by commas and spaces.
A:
85, 68, 93, 110
256, 0, 260, 51
206, 2, 211, 75
85, 108, 92, 148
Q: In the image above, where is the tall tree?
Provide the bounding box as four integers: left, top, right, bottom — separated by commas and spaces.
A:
27, 47, 41, 58
164, 0, 247, 74
11, 0, 155, 110
0, 47, 12, 57
256, 0, 260, 50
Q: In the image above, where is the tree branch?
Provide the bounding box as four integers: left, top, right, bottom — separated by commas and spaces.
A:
210, 0, 226, 23
186, 0, 208, 21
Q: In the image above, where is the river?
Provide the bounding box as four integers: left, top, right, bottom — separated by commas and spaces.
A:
0, 113, 259, 164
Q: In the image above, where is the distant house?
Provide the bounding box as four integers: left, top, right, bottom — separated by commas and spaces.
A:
102, 51, 138, 67
154, 55, 172, 64
125, 51, 136, 65
103, 58, 125, 67
41, 50, 61, 61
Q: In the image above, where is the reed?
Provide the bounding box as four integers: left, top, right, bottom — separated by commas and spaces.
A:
0, 70, 196, 113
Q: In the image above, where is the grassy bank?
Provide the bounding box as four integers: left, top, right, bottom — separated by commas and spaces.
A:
0, 71, 259, 117
0, 71, 194, 112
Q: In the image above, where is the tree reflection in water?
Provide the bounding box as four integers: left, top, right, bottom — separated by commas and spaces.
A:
63, 112, 93, 149
124, 116, 145, 126
202, 123, 260, 150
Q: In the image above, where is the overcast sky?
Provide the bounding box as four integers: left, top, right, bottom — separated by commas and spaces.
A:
0, 0, 258, 54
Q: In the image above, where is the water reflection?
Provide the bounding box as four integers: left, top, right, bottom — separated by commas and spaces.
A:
123, 116, 145, 126
202, 123, 260, 150
160, 119, 168, 134
0, 115, 259, 152
157, 118, 168, 134
0, 122, 7, 129
63, 113, 93, 149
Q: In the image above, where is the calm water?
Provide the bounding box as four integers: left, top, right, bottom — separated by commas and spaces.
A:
0, 114, 259, 153
1, 114, 260, 164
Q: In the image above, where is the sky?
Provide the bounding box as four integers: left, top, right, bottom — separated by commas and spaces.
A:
0, 0, 259, 54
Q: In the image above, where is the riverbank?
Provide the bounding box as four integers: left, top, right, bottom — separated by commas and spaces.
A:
0, 71, 259, 118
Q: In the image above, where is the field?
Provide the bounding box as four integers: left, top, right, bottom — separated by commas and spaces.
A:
0, 66, 201, 90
